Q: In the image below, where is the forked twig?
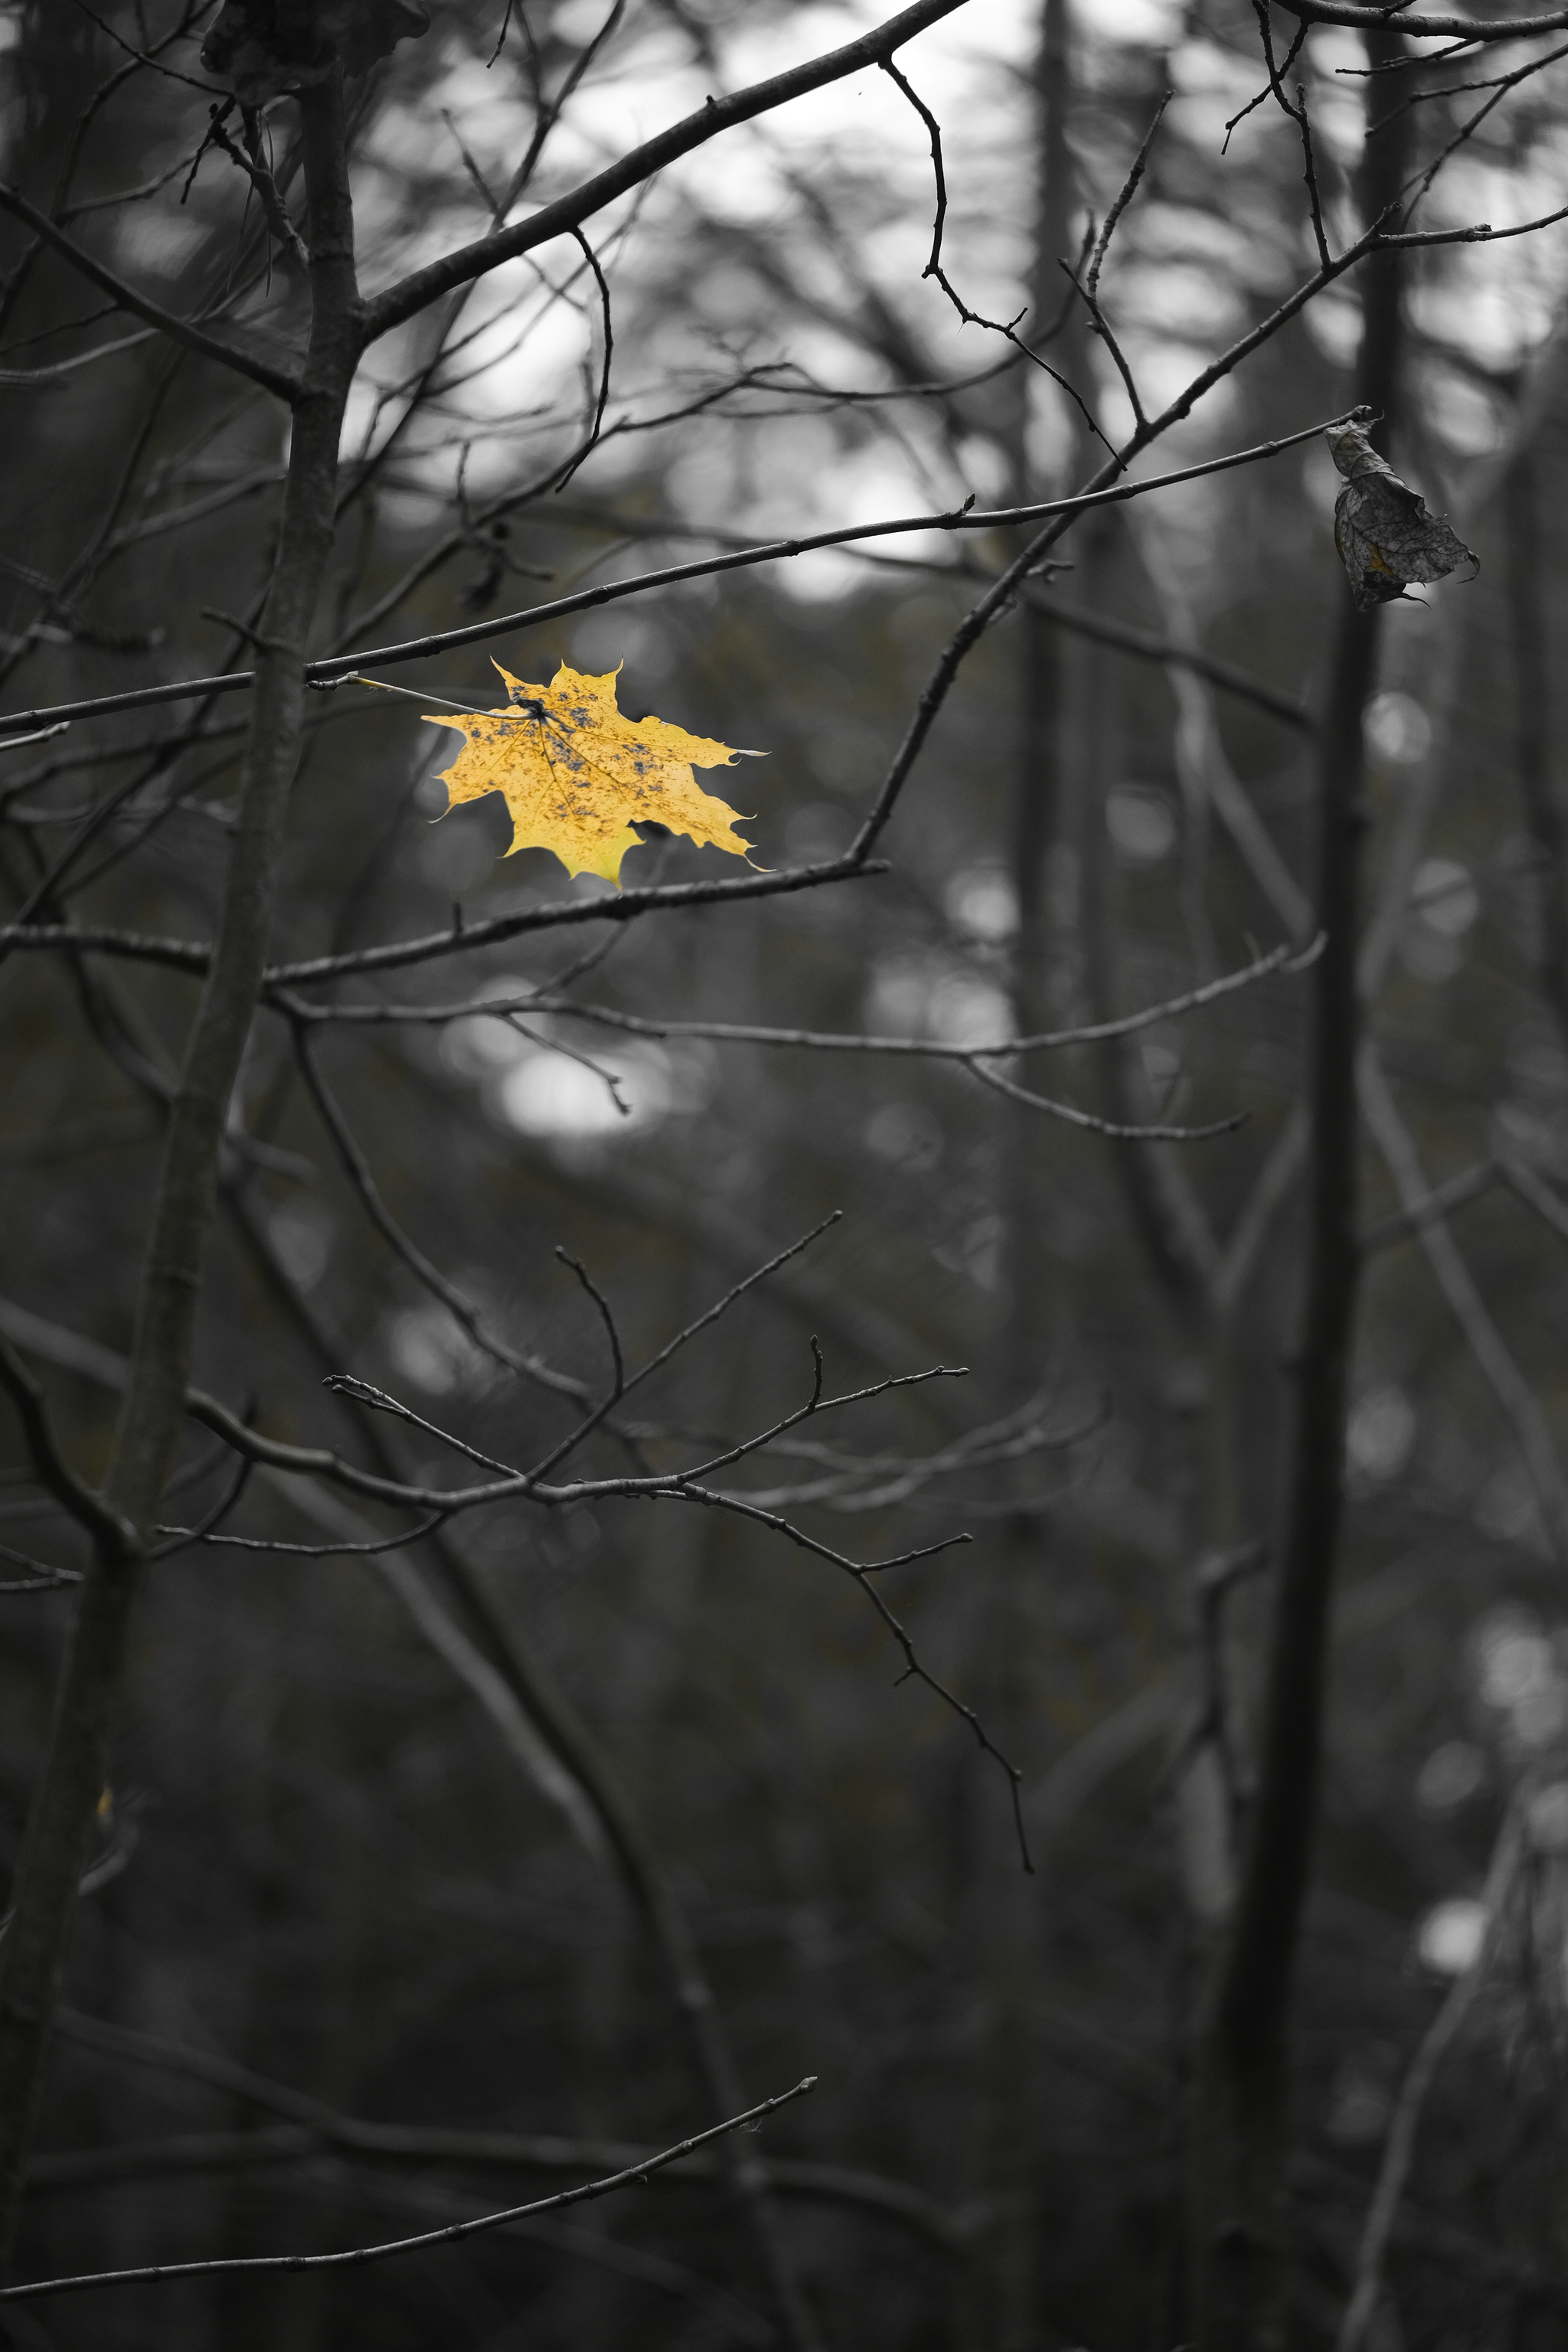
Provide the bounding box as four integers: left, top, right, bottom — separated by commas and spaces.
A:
521, 1214, 844, 1484
1059, 89, 1173, 431
1223, 22, 1307, 149
322, 1377, 522, 1479
1245, 2, 1335, 263
877, 54, 1111, 450
668, 1478, 1033, 1873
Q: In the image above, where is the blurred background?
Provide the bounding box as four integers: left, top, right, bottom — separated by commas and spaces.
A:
5, 0, 1568, 2344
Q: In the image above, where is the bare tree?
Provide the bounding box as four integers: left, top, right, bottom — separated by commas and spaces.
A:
2, 0, 1568, 2343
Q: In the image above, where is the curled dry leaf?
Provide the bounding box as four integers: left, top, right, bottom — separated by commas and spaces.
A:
1326, 423, 1478, 613
424, 661, 762, 888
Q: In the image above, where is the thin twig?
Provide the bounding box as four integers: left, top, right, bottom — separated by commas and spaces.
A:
292, 1023, 597, 1403
286, 937, 1315, 1057
217, 109, 309, 266
147, 1449, 252, 1560
0, 2078, 818, 2300
157, 1510, 450, 1559
967, 1057, 1246, 1142
556, 1249, 626, 1400
519, 1213, 844, 1485
0, 1332, 132, 1556
361, 0, 1000, 343
322, 1378, 523, 1479
1295, 80, 1334, 267
1223, 23, 1307, 149
1085, 91, 1170, 302
0, 183, 301, 400
553, 227, 613, 490
1396, 33, 1564, 215
1060, 256, 1147, 428
668, 1479, 1032, 1872
41, 2008, 962, 2248
877, 55, 1106, 446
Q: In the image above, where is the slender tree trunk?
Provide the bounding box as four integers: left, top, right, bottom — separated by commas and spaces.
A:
1188, 36, 1409, 2350
1005, 0, 1082, 1179
0, 72, 362, 2274
971, 12, 1085, 2338
1008, 0, 1076, 994
1503, 449, 1568, 1042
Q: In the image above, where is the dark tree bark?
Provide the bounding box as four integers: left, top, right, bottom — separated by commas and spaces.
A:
1002, 0, 1086, 1398
1503, 448, 1568, 1041
1187, 33, 1410, 2350
976, 14, 1086, 2337
0, 68, 361, 2272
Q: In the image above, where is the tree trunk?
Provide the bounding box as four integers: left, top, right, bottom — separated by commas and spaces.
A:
1187, 34, 1410, 2348
1503, 448, 1568, 1042
974, 9, 1084, 2338
0, 70, 361, 2273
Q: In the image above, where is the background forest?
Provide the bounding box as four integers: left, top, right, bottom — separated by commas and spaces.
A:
3, 0, 1568, 2346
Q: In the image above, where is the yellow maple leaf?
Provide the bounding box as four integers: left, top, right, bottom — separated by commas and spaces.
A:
423, 660, 761, 887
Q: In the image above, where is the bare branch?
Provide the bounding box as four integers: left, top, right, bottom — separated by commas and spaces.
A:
1223, 22, 1307, 151
0, 403, 1371, 742
0, 185, 302, 401
670, 1479, 1031, 1872
0, 2078, 818, 2301
555, 1249, 626, 1401
518, 1213, 848, 1485
1085, 93, 1171, 303
209, 109, 309, 268
1274, 0, 1568, 40
292, 1023, 597, 1403
552, 227, 613, 491
41, 2010, 962, 2249
0, 1333, 132, 1558
967, 1057, 1246, 1142
158, 1511, 449, 1558
321, 1377, 522, 1480
877, 55, 1106, 446
360, 0, 982, 344
1296, 79, 1334, 269
286, 936, 1316, 1057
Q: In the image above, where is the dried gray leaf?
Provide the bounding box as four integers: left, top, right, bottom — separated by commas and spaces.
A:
203, 0, 429, 103
1325, 423, 1478, 613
